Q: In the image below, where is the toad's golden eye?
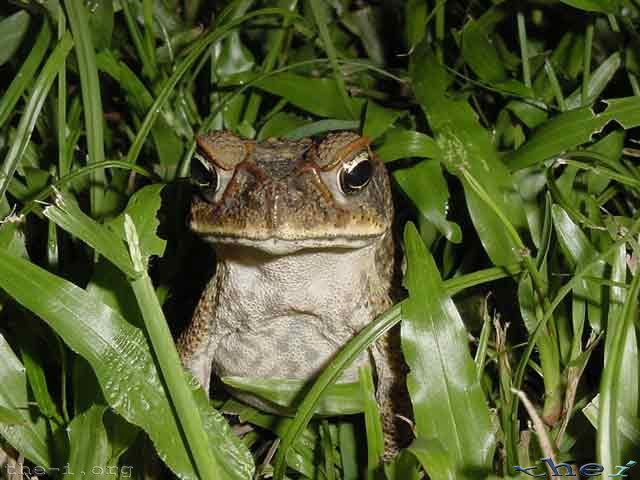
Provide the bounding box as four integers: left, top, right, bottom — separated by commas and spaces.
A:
338, 152, 372, 194
191, 151, 219, 203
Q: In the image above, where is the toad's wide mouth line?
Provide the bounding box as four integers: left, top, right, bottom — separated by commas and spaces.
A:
190, 223, 386, 241
189, 226, 386, 253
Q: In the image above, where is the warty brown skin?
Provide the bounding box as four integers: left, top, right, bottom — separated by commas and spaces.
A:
178, 130, 411, 458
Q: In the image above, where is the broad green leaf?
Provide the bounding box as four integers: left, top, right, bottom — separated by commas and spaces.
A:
559, 0, 619, 13
410, 44, 527, 266
363, 101, 405, 140
0, 223, 27, 259
0, 405, 25, 425
401, 223, 496, 478
0, 252, 254, 480
0, 335, 50, 467
506, 97, 640, 171
221, 377, 364, 415
405, 0, 427, 48
384, 449, 421, 480
43, 192, 135, 277
505, 100, 548, 129
0, 10, 30, 67
393, 160, 461, 243
565, 52, 621, 109
407, 437, 456, 480
251, 72, 365, 119
584, 395, 640, 448
72, 355, 105, 419
284, 119, 360, 139
103, 410, 139, 467
258, 112, 308, 140
461, 7, 508, 83
87, 0, 114, 51
86, 259, 144, 328
551, 205, 604, 332
109, 184, 167, 261
375, 128, 440, 163
512, 168, 547, 248
67, 406, 113, 479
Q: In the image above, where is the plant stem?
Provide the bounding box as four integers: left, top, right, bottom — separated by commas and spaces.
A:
125, 216, 223, 480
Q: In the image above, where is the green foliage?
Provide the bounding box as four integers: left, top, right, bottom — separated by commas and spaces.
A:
1, 0, 640, 479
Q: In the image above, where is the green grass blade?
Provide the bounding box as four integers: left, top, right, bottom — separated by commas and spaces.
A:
0, 19, 50, 129
604, 243, 638, 461
20, 339, 64, 425
308, 0, 355, 118
598, 251, 640, 474
358, 365, 384, 479
56, 5, 69, 178
0, 31, 72, 204
65, 0, 107, 217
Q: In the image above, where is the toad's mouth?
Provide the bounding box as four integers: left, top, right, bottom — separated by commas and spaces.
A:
190, 222, 385, 254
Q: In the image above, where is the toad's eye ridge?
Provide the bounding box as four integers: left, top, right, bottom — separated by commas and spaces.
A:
339, 154, 373, 194
191, 152, 219, 202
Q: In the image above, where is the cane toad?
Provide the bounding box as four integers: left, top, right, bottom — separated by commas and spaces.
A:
179, 130, 409, 455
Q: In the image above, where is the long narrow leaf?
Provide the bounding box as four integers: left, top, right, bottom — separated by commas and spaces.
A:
65, 0, 107, 216
0, 32, 72, 203
0, 20, 51, 129
401, 223, 496, 478
0, 335, 50, 467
